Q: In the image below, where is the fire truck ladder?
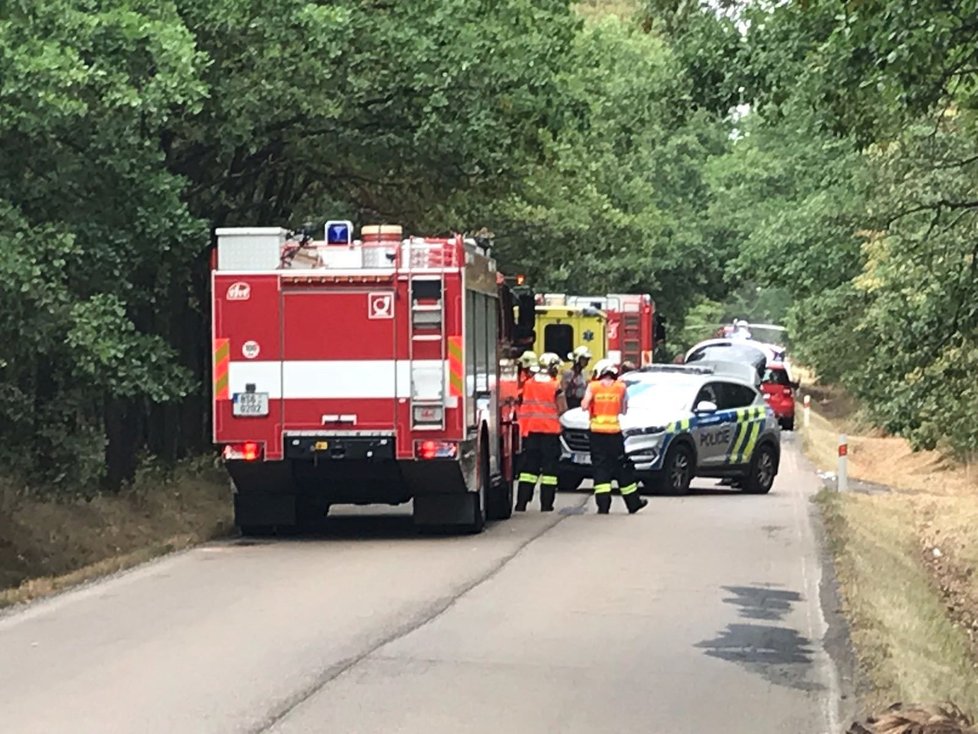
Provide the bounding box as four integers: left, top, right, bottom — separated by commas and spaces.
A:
408, 270, 447, 431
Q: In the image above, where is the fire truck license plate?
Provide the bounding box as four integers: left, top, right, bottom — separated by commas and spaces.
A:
233, 392, 269, 417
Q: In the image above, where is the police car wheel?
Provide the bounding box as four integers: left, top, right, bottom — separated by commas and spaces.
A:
659, 443, 693, 496
743, 443, 777, 495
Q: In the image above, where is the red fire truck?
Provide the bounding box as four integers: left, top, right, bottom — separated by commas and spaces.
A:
566, 294, 661, 366
211, 223, 535, 533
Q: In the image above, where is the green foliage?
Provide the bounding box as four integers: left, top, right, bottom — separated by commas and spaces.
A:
712, 0, 978, 457
491, 16, 733, 324
0, 0, 582, 489
7, 0, 973, 489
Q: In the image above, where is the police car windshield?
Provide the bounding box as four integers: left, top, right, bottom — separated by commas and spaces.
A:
623, 377, 697, 413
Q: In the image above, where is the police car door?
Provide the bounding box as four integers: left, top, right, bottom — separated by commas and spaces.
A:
720, 382, 766, 466
691, 381, 736, 467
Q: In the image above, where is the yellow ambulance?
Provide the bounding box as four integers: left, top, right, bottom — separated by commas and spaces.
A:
532, 294, 608, 367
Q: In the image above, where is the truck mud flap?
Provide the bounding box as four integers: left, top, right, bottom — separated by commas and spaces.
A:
412, 493, 480, 528
399, 461, 469, 496
234, 491, 297, 528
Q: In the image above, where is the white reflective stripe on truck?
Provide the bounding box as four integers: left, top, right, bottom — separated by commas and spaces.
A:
227, 360, 448, 400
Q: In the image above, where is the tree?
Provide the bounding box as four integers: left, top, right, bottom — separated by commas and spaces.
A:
491, 16, 733, 327
0, 0, 581, 489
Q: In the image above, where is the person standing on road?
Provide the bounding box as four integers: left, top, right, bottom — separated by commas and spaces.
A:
518, 350, 538, 389
516, 350, 538, 432
562, 346, 592, 410
582, 360, 647, 515
515, 353, 567, 512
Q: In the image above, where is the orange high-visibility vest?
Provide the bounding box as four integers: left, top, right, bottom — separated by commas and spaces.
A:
588, 380, 626, 434
519, 376, 561, 435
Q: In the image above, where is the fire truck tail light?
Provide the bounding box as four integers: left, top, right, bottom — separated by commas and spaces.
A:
223, 442, 263, 462
416, 441, 458, 460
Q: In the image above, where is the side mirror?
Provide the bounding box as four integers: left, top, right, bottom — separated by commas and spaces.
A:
694, 400, 718, 414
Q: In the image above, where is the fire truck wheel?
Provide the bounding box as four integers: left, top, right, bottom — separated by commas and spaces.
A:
487, 477, 513, 521
487, 440, 513, 521
466, 442, 489, 533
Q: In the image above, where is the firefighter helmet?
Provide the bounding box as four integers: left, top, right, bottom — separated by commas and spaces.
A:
594, 358, 618, 379
519, 350, 538, 369
538, 352, 562, 370
567, 345, 593, 362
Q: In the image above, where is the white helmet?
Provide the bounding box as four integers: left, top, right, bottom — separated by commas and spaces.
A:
538, 352, 562, 370
568, 345, 593, 362
593, 358, 618, 379
519, 350, 537, 368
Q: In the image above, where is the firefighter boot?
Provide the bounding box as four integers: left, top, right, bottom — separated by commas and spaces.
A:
595, 493, 612, 514
540, 485, 556, 512
515, 483, 534, 512
624, 491, 648, 514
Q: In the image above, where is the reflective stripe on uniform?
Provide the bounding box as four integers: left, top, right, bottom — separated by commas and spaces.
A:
539, 475, 558, 486
619, 482, 639, 495
593, 482, 612, 495
518, 472, 539, 483
519, 376, 561, 434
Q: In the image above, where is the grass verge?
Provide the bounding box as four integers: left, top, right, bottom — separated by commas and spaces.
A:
0, 459, 232, 609
800, 381, 978, 716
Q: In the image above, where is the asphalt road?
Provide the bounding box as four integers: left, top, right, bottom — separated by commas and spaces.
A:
0, 437, 845, 733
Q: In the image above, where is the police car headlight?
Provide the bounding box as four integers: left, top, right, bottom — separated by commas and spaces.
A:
623, 426, 666, 438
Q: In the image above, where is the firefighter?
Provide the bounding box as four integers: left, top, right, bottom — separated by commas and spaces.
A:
515, 352, 567, 512
562, 346, 592, 410
582, 359, 648, 515
514, 350, 539, 475
518, 350, 538, 387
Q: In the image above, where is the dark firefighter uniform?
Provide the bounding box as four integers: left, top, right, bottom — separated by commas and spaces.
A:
584, 373, 648, 515
515, 372, 563, 512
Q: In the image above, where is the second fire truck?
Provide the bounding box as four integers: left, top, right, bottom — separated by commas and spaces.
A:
211, 223, 535, 533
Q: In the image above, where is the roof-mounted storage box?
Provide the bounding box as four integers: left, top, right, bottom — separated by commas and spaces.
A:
216, 227, 287, 271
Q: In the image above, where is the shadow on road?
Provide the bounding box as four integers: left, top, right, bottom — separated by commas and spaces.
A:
229, 509, 429, 544
721, 585, 803, 621
696, 583, 823, 692
685, 485, 745, 496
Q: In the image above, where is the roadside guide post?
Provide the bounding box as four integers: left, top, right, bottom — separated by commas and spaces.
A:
803, 394, 811, 428
837, 434, 848, 492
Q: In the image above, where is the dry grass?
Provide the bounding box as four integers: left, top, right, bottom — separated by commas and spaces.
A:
848, 702, 978, 733
801, 375, 978, 719
0, 461, 232, 608
820, 491, 978, 715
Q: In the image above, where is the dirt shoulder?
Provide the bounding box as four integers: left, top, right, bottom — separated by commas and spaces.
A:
0, 461, 232, 609
800, 382, 978, 717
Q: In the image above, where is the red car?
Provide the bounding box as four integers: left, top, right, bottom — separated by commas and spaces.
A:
760, 362, 798, 431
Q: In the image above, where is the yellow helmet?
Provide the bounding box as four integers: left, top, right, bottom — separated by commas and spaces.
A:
519, 350, 538, 368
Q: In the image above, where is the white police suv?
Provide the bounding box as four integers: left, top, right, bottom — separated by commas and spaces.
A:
557, 363, 782, 495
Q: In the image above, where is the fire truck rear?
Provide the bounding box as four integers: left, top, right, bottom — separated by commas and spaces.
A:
211, 223, 534, 533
